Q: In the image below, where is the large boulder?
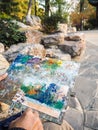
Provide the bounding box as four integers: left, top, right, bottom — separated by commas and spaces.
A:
25, 15, 42, 30
4, 43, 46, 62
65, 32, 85, 41
25, 30, 43, 44
57, 23, 67, 34
31, 15, 41, 26
67, 27, 77, 33
58, 33, 85, 57
12, 20, 30, 28
4, 43, 27, 62
58, 40, 85, 57
21, 44, 46, 58
13, 19, 42, 31
41, 33, 65, 48
41, 32, 85, 58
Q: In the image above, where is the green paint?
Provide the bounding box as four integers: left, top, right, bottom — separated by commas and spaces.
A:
21, 84, 30, 93
42, 61, 59, 70
54, 101, 64, 109
21, 56, 30, 63
51, 63, 59, 69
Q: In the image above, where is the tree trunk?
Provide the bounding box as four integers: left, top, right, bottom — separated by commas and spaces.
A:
96, 6, 98, 27
80, 0, 84, 12
34, 0, 37, 16
45, 0, 50, 17
26, 0, 33, 25
27, 0, 33, 17
80, 0, 84, 30
58, 4, 62, 15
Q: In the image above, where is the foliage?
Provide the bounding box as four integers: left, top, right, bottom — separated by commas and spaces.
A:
37, 8, 45, 18
50, 0, 68, 15
86, 15, 96, 29
42, 13, 67, 33
0, 0, 71, 24
14, 0, 28, 21
0, 19, 26, 47
88, 0, 98, 6
39, 0, 72, 18
0, 0, 18, 19
0, 0, 28, 21
0, 0, 45, 21
70, 0, 96, 30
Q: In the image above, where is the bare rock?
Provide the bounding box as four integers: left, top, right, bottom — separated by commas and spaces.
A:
12, 20, 30, 28
58, 40, 85, 57
65, 32, 85, 41
46, 48, 71, 61
67, 27, 77, 33
31, 15, 41, 26
26, 15, 42, 30
4, 43, 27, 62
58, 23, 67, 34
21, 44, 46, 58
4, 43, 46, 62
25, 30, 43, 44
41, 33, 65, 48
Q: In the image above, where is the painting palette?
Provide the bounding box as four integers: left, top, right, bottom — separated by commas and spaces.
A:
0, 54, 80, 124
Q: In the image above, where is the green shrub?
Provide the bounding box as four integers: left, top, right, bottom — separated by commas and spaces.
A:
42, 14, 67, 33
0, 19, 26, 47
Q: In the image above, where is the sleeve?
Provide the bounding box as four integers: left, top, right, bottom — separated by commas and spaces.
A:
9, 127, 26, 130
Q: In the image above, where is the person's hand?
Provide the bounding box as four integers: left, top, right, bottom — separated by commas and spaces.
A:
9, 108, 43, 130
0, 73, 8, 81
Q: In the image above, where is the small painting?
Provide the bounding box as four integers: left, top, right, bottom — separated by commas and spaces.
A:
0, 54, 80, 124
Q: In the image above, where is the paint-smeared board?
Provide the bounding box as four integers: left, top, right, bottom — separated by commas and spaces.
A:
0, 54, 80, 124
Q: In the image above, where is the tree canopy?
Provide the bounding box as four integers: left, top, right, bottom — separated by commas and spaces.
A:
70, 0, 96, 30
0, 0, 28, 20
